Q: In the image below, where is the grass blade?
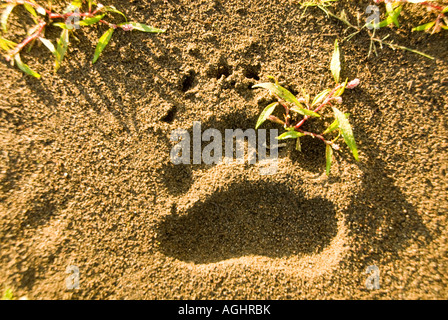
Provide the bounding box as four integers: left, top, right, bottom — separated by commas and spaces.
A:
79, 14, 106, 26
296, 137, 301, 151
103, 6, 127, 22
92, 28, 114, 64
39, 37, 56, 56
311, 88, 331, 107
253, 82, 319, 117
55, 29, 69, 72
24, 3, 38, 18
125, 22, 166, 33
326, 144, 333, 176
1, 5, 15, 32
255, 102, 278, 129
334, 78, 348, 97
53, 22, 70, 29
412, 21, 435, 32
290, 106, 320, 117
14, 54, 41, 78
0, 37, 17, 51
323, 112, 350, 135
276, 130, 305, 140
71, 0, 82, 8
253, 82, 303, 107
330, 39, 340, 84
332, 107, 358, 161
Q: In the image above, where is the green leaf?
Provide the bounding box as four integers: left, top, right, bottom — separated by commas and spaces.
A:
35, 6, 46, 16
124, 22, 166, 33
391, 6, 402, 27
266, 75, 278, 84
296, 137, 301, 151
385, 4, 402, 27
443, 6, 448, 14
276, 130, 305, 140
53, 22, 70, 29
39, 37, 56, 56
330, 39, 340, 84
290, 106, 321, 117
376, 17, 393, 28
252, 82, 304, 108
311, 89, 331, 108
412, 21, 435, 32
323, 112, 350, 135
79, 14, 105, 26
55, 29, 69, 72
92, 28, 114, 64
0, 37, 17, 52
334, 78, 348, 97
326, 144, 333, 176
24, 3, 38, 18
2, 288, 14, 300
71, 0, 83, 8
323, 119, 339, 135
102, 6, 127, 22
255, 102, 278, 129
1, 5, 15, 32
14, 54, 41, 78
332, 107, 358, 161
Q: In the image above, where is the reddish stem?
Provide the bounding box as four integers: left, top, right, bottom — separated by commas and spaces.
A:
99, 20, 117, 29
294, 83, 343, 130
277, 99, 290, 126
7, 20, 46, 59
418, 1, 444, 12
296, 129, 332, 145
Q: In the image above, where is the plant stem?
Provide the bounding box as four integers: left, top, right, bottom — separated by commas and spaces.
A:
99, 19, 117, 28
6, 20, 46, 59
296, 129, 332, 145
418, 1, 444, 12
294, 83, 343, 130
3, 0, 101, 19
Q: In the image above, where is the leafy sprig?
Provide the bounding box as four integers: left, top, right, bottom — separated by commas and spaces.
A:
253, 40, 360, 175
372, 0, 448, 33
0, 0, 166, 78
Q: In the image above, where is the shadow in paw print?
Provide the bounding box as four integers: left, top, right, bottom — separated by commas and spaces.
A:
157, 180, 338, 264
160, 162, 194, 196
160, 109, 329, 194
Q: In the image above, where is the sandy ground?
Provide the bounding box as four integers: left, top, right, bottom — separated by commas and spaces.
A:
0, 0, 447, 299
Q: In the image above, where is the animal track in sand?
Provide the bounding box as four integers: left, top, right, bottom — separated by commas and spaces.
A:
156, 155, 352, 278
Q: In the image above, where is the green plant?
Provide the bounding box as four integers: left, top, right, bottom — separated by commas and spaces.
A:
317, 3, 435, 59
372, 0, 448, 33
0, 0, 166, 78
253, 40, 359, 176
1, 288, 13, 300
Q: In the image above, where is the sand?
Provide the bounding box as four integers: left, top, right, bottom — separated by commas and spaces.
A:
0, 0, 447, 299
